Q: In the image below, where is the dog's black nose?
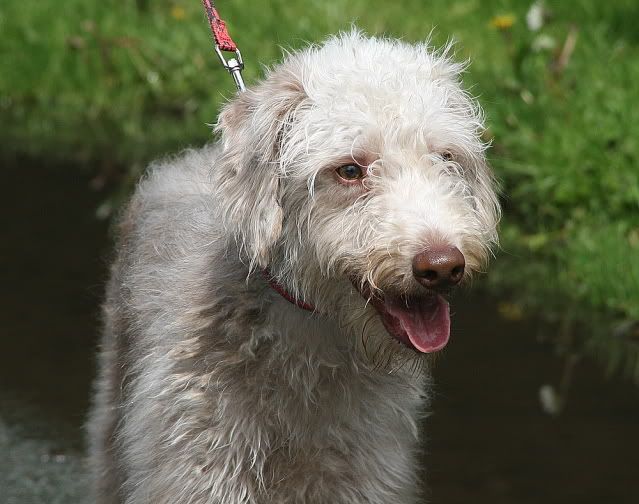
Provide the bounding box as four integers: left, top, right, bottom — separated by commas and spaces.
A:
412, 246, 465, 289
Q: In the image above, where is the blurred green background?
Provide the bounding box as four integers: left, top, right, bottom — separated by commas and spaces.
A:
1, 0, 638, 502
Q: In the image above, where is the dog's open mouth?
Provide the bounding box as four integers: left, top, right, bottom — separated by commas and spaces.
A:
360, 285, 450, 353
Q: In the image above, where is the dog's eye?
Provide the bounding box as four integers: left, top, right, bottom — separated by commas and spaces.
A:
441, 151, 454, 162
336, 164, 364, 181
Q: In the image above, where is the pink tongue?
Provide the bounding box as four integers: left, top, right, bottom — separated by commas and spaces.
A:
384, 295, 450, 353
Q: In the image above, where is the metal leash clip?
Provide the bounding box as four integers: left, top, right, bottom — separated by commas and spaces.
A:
201, 0, 246, 92
214, 46, 246, 92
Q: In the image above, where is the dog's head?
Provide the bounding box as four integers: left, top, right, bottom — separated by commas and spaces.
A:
215, 31, 500, 363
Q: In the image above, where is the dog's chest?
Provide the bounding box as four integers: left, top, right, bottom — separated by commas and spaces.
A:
248, 343, 426, 501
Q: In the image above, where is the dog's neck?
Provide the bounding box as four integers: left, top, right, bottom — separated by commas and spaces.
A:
262, 269, 316, 312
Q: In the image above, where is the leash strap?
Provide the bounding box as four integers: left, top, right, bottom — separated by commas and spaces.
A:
201, 0, 237, 51
201, 0, 246, 91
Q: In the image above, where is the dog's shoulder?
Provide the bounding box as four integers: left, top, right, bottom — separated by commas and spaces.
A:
136, 143, 221, 210
114, 143, 222, 246
107, 143, 234, 318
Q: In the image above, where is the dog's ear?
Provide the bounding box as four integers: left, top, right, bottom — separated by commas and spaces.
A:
214, 69, 307, 269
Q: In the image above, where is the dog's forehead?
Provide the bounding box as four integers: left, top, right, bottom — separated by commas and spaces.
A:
287, 33, 480, 154
304, 41, 455, 115
306, 75, 454, 132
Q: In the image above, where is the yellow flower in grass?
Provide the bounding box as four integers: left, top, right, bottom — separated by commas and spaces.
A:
490, 14, 516, 31
171, 5, 186, 20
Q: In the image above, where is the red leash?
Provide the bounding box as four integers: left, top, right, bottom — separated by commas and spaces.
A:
201, 0, 246, 91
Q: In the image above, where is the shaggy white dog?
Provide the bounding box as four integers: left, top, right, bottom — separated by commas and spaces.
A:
88, 31, 500, 503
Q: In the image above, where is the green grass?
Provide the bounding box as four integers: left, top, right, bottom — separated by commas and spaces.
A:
2, 0, 638, 382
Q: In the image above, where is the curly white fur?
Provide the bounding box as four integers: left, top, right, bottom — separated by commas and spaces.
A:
88, 30, 500, 503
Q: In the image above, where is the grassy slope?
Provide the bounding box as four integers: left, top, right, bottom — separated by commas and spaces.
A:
1, 0, 638, 381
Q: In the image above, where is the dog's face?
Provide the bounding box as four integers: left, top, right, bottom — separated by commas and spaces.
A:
216, 32, 500, 363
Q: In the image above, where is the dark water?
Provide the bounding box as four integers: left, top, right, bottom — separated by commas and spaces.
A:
1, 159, 638, 503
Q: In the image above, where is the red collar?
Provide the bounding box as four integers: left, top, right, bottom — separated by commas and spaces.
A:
262, 270, 316, 312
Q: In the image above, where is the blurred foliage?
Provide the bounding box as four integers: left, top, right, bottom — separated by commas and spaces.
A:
1, 0, 638, 384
